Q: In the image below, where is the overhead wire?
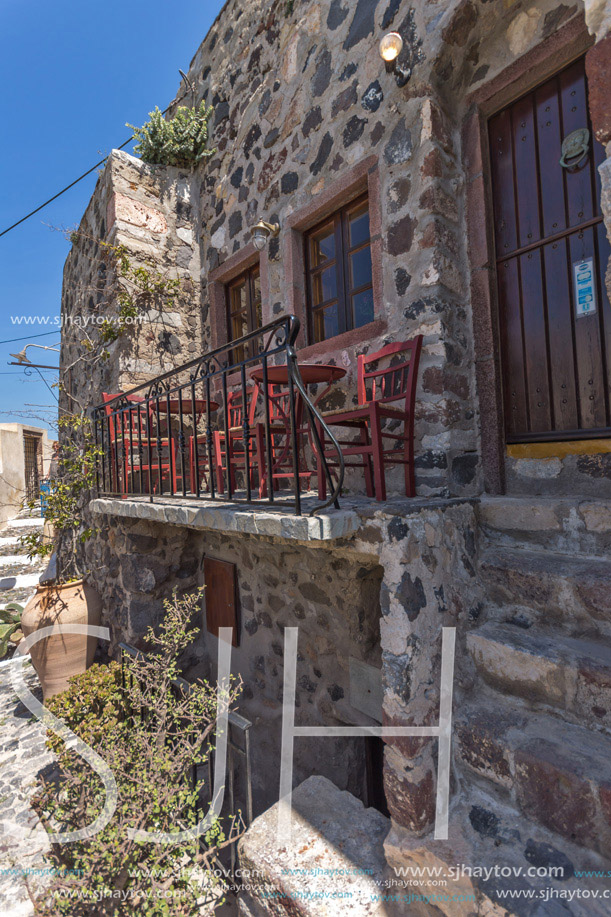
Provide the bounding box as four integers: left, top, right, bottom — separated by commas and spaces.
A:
0, 79, 194, 239
0, 330, 63, 346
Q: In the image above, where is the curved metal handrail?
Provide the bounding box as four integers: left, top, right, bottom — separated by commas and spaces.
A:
285, 349, 345, 516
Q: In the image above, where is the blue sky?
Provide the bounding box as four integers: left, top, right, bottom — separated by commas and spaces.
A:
0, 0, 224, 433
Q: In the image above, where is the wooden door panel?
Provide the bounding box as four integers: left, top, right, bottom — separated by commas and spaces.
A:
490, 108, 518, 256
543, 238, 579, 431
203, 556, 240, 647
559, 63, 596, 228
513, 95, 542, 249
489, 57, 610, 442
535, 80, 567, 238
498, 258, 529, 437
569, 228, 608, 429
519, 250, 552, 433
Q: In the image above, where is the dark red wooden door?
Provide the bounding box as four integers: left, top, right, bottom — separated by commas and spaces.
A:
488, 58, 611, 442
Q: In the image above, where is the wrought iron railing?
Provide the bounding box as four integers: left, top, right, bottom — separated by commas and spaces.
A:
92, 316, 344, 515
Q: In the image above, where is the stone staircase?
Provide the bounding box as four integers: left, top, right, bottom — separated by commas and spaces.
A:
457, 496, 611, 874
0, 508, 45, 613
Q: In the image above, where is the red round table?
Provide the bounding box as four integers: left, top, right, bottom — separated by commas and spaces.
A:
249, 363, 346, 495
162, 398, 219, 416
250, 363, 346, 403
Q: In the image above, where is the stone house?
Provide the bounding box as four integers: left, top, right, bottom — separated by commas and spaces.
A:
0, 424, 54, 526
59, 0, 611, 910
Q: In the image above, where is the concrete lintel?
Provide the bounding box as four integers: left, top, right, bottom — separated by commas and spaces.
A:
89, 497, 361, 542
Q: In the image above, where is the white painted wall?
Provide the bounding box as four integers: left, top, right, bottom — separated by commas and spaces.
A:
0, 424, 55, 527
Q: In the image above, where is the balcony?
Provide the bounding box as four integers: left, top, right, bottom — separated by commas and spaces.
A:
92, 316, 346, 527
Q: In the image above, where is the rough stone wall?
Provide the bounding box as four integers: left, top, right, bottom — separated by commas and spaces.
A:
506, 444, 611, 496
59, 150, 203, 415
163, 0, 488, 499
87, 511, 385, 814
61, 0, 610, 498
86, 496, 479, 826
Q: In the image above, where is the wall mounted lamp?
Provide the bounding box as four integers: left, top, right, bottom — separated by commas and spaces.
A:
379, 32, 411, 87
251, 219, 280, 252
9, 343, 60, 364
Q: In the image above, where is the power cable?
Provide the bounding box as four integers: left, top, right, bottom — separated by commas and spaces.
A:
0, 330, 62, 346
0, 140, 133, 238
0, 80, 192, 239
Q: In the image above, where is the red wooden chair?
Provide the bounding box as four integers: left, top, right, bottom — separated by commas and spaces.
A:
189, 384, 264, 495
315, 337, 423, 501
102, 393, 178, 495
258, 383, 315, 497
188, 433, 215, 494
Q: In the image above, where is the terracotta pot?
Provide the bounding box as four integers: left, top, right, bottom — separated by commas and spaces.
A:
21, 580, 102, 700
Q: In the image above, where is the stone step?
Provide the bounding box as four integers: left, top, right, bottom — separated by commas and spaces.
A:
479, 547, 611, 633
0, 556, 37, 569
386, 791, 611, 916
478, 495, 611, 557
456, 697, 611, 858
467, 621, 611, 730
5, 517, 44, 528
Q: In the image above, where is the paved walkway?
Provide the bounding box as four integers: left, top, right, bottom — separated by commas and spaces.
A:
0, 511, 53, 916
0, 658, 52, 916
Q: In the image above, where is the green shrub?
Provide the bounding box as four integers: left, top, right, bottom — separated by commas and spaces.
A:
0, 602, 24, 659
33, 589, 242, 916
128, 102, 216, 169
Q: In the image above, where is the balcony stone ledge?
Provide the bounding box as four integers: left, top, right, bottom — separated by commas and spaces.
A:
89, 496, 362, 542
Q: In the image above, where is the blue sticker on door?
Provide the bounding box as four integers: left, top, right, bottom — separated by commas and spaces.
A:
573, 257, 597, 318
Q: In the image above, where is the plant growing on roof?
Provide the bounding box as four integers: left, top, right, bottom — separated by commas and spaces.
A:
128, 101, 217, 169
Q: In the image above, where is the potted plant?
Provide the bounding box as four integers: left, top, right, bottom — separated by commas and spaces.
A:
20, 413, 102, 699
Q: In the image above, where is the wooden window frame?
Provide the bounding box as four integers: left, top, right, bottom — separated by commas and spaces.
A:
208, 244, 270, 354
304, 193, 373, 345
226, 263, 262, 358
284, 155, 385, 358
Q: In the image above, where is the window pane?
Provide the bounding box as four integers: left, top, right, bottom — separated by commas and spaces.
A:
313, 302, 339, 343
352, 288, 374, 328
231, 311, 248, 341
232, 343, 246, 364
310, 225, 335, 267
349, 206, 370, 248
350, 247, 372, 290
312, 265, 337, 305
254, 297, 262, 330
252, 270, 261, 303
230, 280, 247, 313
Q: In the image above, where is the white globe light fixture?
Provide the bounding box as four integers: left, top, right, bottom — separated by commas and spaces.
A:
251, 219, 280, 252
379, 32, 403, 63
379, 31, 411, 87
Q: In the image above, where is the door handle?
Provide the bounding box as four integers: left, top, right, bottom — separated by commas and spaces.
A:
560, 128, 590, 170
